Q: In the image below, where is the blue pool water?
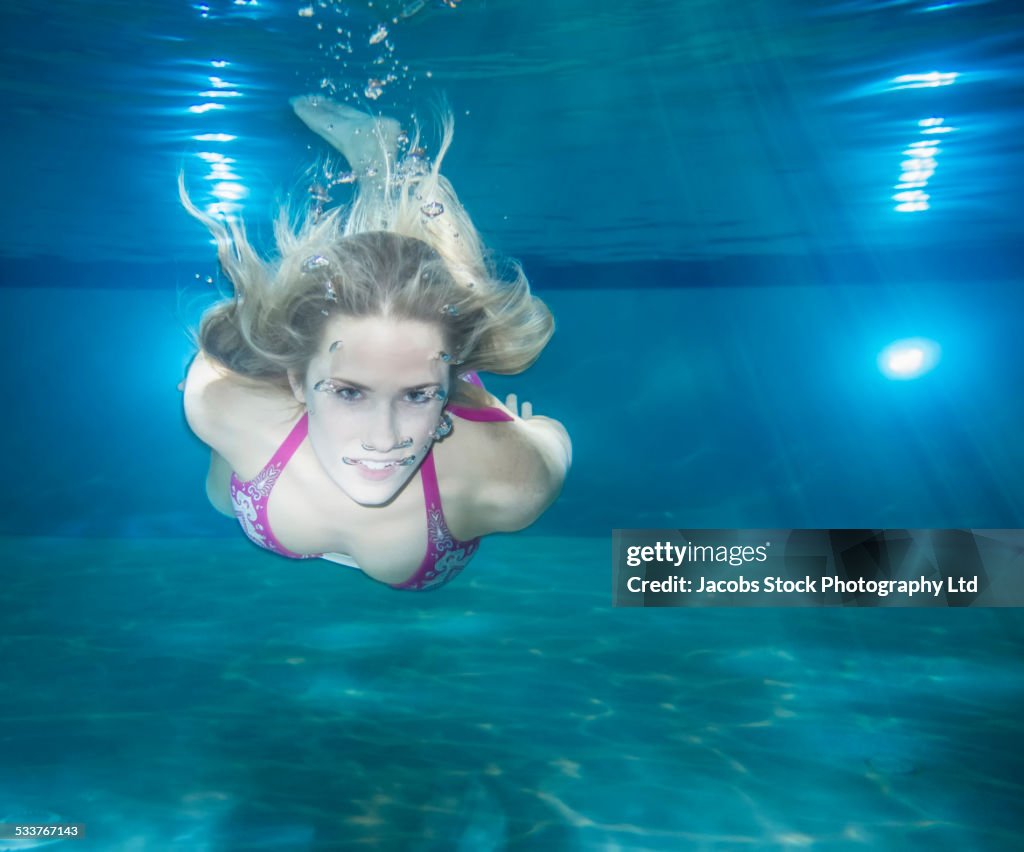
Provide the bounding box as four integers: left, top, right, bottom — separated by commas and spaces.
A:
2, 0, 1023, 849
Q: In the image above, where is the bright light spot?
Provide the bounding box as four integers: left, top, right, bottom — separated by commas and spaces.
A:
895, 201, 930, 212
212, 182, 248, 201
193, 133, 237, 142
891, 119, 951, 212
206, 170, 242, 181
892, 72, 958, 90
899, 168, 934, 182
188, 103, 225, 114
902, 157, 936, 170
199, 89, 241, 98
878, 338, 940, 380
211, 60, 229, 68
196, 151, 226, 162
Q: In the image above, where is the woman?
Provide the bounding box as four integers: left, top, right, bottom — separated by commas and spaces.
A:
179, 96, 571, 591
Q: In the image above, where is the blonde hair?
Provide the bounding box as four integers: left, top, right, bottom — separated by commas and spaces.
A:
180, 111, 553, 407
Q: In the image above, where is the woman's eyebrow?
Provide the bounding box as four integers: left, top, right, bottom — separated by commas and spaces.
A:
328, 377, 443, 392
327, 377, 371, 390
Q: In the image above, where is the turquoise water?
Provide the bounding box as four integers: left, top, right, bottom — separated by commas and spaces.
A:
3, 0, 1024, 849
2, 285, 1022, 537
3, 535, 1022, 849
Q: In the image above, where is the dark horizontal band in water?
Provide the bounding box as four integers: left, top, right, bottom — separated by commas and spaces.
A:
1, 243, 1022, 290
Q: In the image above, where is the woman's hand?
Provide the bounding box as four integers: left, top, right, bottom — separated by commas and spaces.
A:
505, 394, 571, 468
504, 393, 533, 419
505, 393, 562, 430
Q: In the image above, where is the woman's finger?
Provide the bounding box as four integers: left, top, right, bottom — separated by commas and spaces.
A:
505, 393, 518, 416
521, 400, 533, 419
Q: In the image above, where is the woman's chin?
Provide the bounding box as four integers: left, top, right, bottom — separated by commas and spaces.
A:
332, 464, 415, 505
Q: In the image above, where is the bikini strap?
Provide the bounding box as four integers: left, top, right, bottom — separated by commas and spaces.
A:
420, 446, 442, 510
460, 370, 485, 388
447, 404, 514, 423
265, 412, 311, 470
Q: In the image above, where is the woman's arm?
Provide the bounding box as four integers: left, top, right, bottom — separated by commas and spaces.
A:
206, 450, 236, 518
480, 396, 572, 534
522, 414, 573, 475
181, 349, 243, 449
181, 351, 239, 517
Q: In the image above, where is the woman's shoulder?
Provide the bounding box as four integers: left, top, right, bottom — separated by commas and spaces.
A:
445, 406, 570, 536
182, 350, 294, 451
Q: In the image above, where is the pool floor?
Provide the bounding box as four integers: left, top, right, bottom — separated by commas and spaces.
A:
2, 535, 1022, 850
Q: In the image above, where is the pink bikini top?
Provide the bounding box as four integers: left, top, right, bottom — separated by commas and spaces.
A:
228, 373, 512, 591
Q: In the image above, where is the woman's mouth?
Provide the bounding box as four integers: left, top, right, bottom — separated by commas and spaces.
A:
342, 456, 416, 479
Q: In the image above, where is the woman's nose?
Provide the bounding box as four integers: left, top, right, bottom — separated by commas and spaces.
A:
362, 409, 405, 453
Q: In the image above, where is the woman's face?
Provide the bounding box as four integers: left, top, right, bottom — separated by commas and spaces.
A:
292, 314, 451, 506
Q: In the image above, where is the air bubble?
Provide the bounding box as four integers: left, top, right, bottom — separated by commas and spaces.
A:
369, 24, 388, 45
302, 255, 331, 273
309, 184, 332, 204
400, 0, 425, 19
421, 201, 444, 218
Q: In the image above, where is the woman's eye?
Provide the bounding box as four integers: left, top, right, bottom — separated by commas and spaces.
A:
314, 380, 362, 400
408, 388, 447, 404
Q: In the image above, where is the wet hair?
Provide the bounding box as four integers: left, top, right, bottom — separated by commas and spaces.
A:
180, 113, 553, 408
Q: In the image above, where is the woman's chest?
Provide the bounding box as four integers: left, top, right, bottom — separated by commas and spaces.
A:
271, 464, 433, 582
228, 434, 478, 585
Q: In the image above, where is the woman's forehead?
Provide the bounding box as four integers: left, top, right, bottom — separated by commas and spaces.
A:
321, 313, 444, 347
312, 316, 448, 384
